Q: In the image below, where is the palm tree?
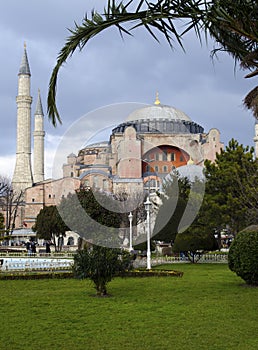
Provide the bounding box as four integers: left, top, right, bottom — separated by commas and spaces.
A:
47, 0, 258, 126
204, 0, 258, 116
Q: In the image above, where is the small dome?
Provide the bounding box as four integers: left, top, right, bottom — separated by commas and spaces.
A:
127, 104, 191, 122
176, 164, 205, 182
68, 153, 76, 158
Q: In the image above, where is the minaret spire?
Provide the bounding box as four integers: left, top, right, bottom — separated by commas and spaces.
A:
33, 89, 45, 183
12, 44, 33, 193
19, 42, 31, 76
35, 88, 44, 115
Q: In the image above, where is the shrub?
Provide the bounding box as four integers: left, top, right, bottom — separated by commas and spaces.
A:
228, 225, 258, 286
172, 230, 218, 263
73, 245, 133, 296
133, 240, 156, 252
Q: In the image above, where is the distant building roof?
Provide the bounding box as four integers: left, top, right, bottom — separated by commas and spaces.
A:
12, 228, 35, 236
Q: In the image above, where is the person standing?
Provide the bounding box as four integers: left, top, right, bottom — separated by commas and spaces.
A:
31, 240, 36, 254
45, 241, 51, 254
26, 241, 31, 256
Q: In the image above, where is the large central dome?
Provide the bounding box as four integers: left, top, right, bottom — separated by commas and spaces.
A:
111, 96, 204, 135
126, 104, 191, 122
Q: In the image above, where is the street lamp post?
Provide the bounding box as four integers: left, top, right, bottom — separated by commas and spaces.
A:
128, 212, 133, 251
144, 196, 152, 270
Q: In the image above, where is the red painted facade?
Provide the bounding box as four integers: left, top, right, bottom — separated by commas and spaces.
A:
142, 145, 189, 174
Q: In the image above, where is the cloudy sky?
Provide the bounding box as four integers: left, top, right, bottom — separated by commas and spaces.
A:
0, 0, 256, 179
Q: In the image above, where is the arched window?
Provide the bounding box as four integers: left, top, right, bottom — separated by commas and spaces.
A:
162, 151, 167, 161
103, 179, 108, 190
163, 165, 168, 173
93, 176, 98, 188
67, 237, 74, 245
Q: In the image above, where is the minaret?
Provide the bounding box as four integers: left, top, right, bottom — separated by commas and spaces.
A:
254, 120, 258, 158
33, 89, 45, 183
12, 43, 33, 193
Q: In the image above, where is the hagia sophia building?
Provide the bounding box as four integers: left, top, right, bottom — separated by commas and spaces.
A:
7, 45, 233, 243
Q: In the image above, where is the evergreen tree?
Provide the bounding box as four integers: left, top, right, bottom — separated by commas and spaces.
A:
153, 139, 258, 255
203, 139, 258, 235
58, 188, 126, 247
33, 205, 68, 251
172, 230, 218, 263
152, 173, 191, 243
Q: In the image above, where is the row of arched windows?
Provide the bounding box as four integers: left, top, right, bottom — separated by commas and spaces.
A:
145, 165, 176, 173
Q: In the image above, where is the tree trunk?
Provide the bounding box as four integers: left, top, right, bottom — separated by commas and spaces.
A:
96, 282, 107, 296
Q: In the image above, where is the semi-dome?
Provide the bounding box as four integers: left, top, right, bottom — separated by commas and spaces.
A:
126, 104, 191, 122
84, 141, 109, 149
165, 164, 206, 183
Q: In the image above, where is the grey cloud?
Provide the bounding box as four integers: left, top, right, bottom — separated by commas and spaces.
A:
0, 1, 255, 178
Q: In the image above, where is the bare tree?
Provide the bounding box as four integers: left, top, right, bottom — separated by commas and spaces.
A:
0, 176, 8, 197
0, 176, 24, 236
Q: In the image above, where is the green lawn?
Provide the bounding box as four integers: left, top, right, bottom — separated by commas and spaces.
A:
0, 264, 257, 350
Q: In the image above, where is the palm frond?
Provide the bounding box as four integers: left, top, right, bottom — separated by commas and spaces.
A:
244, 86, 258, 119
205, 0, 258, 65
47, 0, 206, 126
47, 0, 258, 125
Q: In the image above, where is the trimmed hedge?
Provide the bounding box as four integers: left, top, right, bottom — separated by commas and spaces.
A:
0, 269, 183, 280
228, 225, 258, 286
0, 271, 73, 280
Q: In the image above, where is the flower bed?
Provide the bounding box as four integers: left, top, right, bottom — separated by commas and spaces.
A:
0, 271, 73, 280
123, 269, 183, 277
